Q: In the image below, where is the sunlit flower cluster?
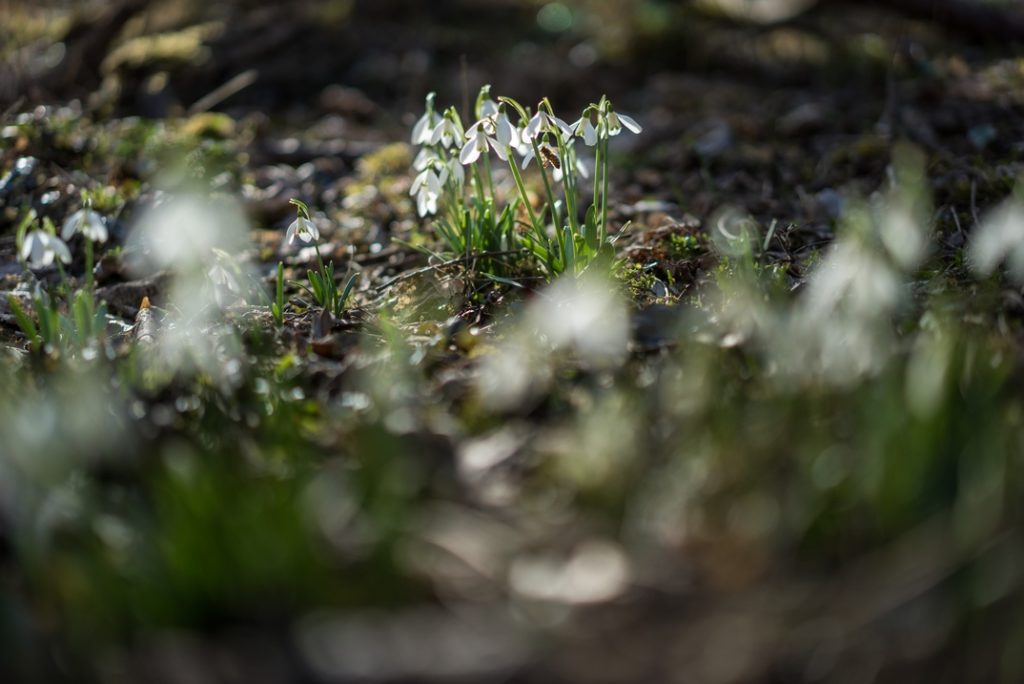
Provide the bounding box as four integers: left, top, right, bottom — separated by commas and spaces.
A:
407, 86, 642, 278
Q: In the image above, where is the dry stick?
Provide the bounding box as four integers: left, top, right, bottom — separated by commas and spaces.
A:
374, 250, 527, 292
188, 69, 259, 115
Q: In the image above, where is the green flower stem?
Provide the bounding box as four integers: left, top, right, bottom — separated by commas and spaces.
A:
553, 137, 579, 236
84, 239, 94, 293
531, 138, 560, 228
507, 150, 543, 241
481, 154, 496, 205
600, 133, 610, 242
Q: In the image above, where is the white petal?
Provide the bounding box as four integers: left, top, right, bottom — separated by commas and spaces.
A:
50, 235, 71, 264
61, 212, 82, 240
428, 122, 445, 145
286, 219, 299, 245
411, 170, 427, 196
412, 113, 429, 144
552, 116, 573, 139
576, 158, 590, 179
427, 170, 442, 195
520, 146, 535, 170
83, 211, 108, 242
525, 112, 543, 140
303, 217, 320, 241
20, 232, 35, 262
617, 113, 642, 134
480, 99, 499, 118
489, 137, 508, 161
460, 138, 481, 165
583, 119, 598, 146
495, 114, 514, 147
413, 148, 432, 171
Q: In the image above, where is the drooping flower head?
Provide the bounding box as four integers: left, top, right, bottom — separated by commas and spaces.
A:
61, 207, 108, 243
411, 92, 440, 146
522, 103, 573, 144
572, 100, 642, 146
476, 85, 500, 120
429, 107, 465, 150
20, 229, 71, 269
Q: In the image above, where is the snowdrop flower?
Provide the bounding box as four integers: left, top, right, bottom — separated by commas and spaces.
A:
523, 109, 573, 143
476, 85, 499, 119
21, 230, 71, 268
460, 119, 509, 165
572, 112, 599, 146
494, 110, 518, 148
286, 215, 320, 245
429, 110, 463, 149
411, 167, 443, 217
446, 156, 465, 188
606, 110, 642, 136
573, 107, 642, 146
414, 147, 438, 172
411, 92, 440, 145
61, 208, 108, 243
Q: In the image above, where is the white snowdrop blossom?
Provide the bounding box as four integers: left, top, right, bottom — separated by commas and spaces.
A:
573, 109, 642, 146
460, 119, 509, 165
411, 93, 440, 145
606, 111, 642, 136
413, 147, 436, 172
523, 109, 573, 143
21, 230, 71, 268
446, 157, 465, 188
477, 93, 499, 119
61, 208, 108, 243
572, 114, 599, 146
494, 111, 518, 148
286, 215, 320, 245
429, 114, 463, 150
411, 167, 443, 217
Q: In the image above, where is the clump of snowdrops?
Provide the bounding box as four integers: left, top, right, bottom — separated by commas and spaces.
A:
408, 86, 641, 279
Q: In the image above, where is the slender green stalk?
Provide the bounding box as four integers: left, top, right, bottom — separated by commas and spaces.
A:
507, 151, 543, 241
531, 138, 560, 228
84, 239, 94, 293
600, 132, 610, 242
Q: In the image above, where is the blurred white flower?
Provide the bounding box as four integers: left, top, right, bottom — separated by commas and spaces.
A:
411, 94, 440, 146
128, 194, 248, 272
879, 203, 927, 271
969, 200, 1024, 282
61, 208, 108, 243
287, 215, 320, 245
527, 273, 628, 366
21, 230, 71, 268
411, 167, 443, 217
